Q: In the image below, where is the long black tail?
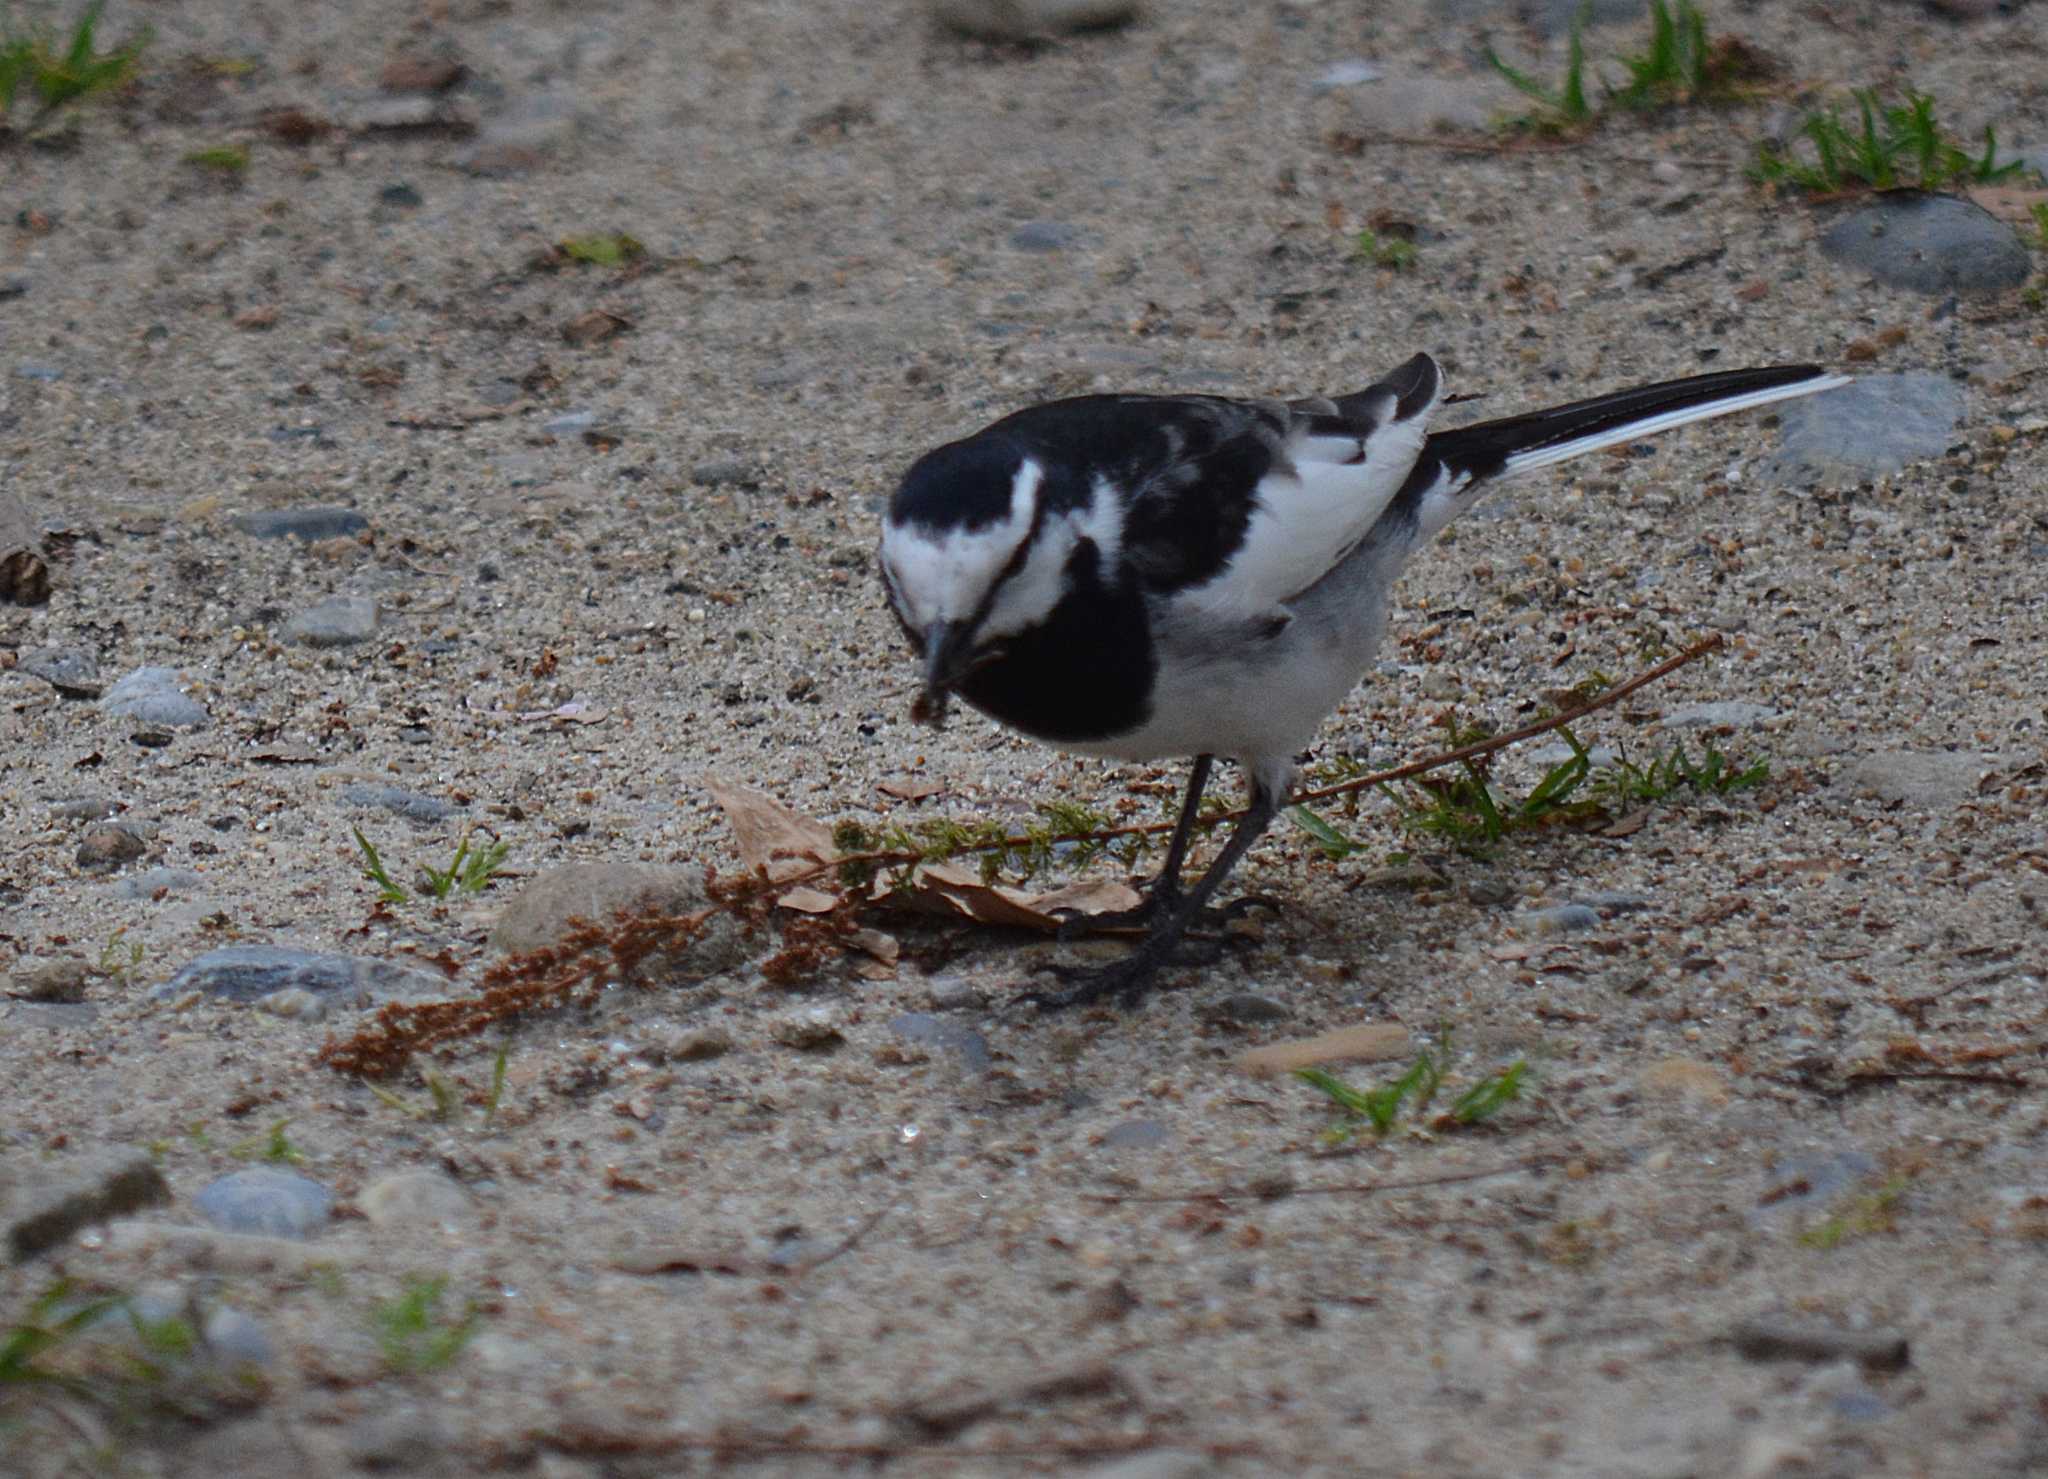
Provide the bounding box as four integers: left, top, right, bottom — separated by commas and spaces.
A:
1429, 363, 1846, 483
1384, 363, 1848, 541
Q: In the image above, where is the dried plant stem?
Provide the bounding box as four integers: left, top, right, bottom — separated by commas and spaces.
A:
797, 633, 1727, 885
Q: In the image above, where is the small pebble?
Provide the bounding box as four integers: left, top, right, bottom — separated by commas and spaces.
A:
194, 1168, 335, 1239
11, 957, 90, 1002
1524, 904, 1600, 935
283, 596, 380, 648
77, 824, 148, 872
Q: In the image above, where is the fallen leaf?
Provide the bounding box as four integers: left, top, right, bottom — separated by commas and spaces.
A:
878, 777, 945, 802
848, 927, 900, 964
563, 309, 631, 346
776, 886, 839, 914
1238, 1022, 1412, 1076
233, 304, 280, 330
1027, 878, 1143, 918
910, 863, 1065, 931
1601, 807, 1650, 838
704, 777, 837, 880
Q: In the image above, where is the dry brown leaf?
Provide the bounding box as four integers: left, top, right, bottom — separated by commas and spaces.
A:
234, 305, 280, 330
1238, 1023, 1412, 1077
704, 777, 837, 880
878, 777, 945, 802
849, 927, 900, 964
911, 863, 1064, 931
1027, 878, 1143, 918
776, 886, 839, 914
563, 309, 631, 346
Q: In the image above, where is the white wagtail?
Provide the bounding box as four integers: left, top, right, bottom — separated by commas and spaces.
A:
878, 354, 1848, 1008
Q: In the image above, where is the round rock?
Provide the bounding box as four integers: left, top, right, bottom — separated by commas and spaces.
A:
358, 1170, 477, 1232
194, 1168, 335, 1239
1818, 193, 2030, 297
102, 666, 208, 727
283, 596, 380, 648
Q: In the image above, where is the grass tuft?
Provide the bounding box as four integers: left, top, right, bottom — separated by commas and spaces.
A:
1354, 228, 1418, 271
0, 1, 146, 141
373, 1277, 477, 1375
1296, 1035, 1528, 1143
1752, 88, 2032, 194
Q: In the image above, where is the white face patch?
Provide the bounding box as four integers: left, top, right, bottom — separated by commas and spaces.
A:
881, 458, 1045, 635
882, 461, 1126, 656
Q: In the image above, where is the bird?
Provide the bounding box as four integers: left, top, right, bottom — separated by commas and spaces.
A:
877, 354, 1848, 1009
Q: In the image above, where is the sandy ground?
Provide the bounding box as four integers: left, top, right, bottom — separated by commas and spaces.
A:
4, 0, 2048, 1474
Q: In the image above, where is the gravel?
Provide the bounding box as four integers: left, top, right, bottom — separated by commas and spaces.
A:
3, 0, 2046, 1473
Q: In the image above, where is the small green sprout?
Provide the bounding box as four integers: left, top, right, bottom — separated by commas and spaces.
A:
229, 1119, 304, 1165
0, 2, 147, 140
1798, 1174, 1909, 1249
373, 1277, 477, 1375
1752, 88, 2031, 194
559, 233, 645, 267
1297, 1036, 1527, 1143
181, 144, 248, 173
1354, 228, 1418, 271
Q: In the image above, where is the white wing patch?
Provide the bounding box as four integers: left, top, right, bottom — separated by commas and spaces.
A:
1180, 386, 1439, 621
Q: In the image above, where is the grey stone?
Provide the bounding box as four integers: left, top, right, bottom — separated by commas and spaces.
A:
283, 595, 380, 647
232, 505, 368, 541
1101, 1118, 1172, 1149
379, 182, 423, 208
930, 0, 1139, 42
116, 866, 206, 900
103, 666, 208, 727
204, 1306, 276, 1368
656, 1025, 735, 1061
1311, 59, 1381, 91
1660, 702, 1779, 729
1819, 193, 2030, 297
1749, 1149, 1877, 1229
889, 1011, 992, 1070
491, 862, 750, 978
358, 1170, 476, 1231
1840, 749, 2005, 809
1208, 992, 1291, 1023
48, 795, 118, 821
149, 944, 449, 1007
542, 410, 595, 436
19, 645, 101, 697
690, 458, 759, 488
1525, 904, 1601, 935
10, 957, 89, 1002
76, 824, 147, 872
1759, 373, 1965, 485
1009, 220, 1090, 252
194, 1168, 335, 1239
340, 784, 458, 824
770, 1005, 846, 1051
4, 1148, 171, 1262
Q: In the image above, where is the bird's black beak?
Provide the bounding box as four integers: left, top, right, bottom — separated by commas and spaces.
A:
912, 620, 974, 729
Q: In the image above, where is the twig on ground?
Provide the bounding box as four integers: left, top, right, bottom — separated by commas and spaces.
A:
1082, 1155, 1566, 1204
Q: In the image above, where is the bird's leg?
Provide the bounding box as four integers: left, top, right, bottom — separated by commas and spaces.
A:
1024, 771, 1286, 1011
1056, 755, 1283, 941
1055, 755, 1211, 939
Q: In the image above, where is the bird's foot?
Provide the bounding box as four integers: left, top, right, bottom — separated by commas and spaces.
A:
1023, 896, 1282, 1012
1055, 890, 1282, 942
1016, 951, 1171, 1012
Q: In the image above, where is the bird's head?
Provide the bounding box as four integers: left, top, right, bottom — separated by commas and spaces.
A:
878, 434, 1110, 728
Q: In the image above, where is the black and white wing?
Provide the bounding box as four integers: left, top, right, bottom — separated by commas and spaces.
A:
994, 353, 1445, 618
